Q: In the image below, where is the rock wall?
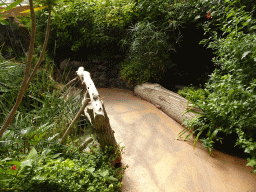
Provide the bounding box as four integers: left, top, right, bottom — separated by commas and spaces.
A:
0, 17, 30, 60
54, 56, 134, 90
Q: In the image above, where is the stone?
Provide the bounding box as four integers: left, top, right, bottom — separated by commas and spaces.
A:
92, 58, 100, 63
60, 59, 71, 70
97, 65, 107, 72
118, 80, 127, 89
92, 78, 99, 86
109, 78, 117, 88
99, 72, 107, 81
101, 60, 108, 64
93, 72, 101, 79
109, 69, 118, 79
98, 81, 107, 88
71, 61, 84, 68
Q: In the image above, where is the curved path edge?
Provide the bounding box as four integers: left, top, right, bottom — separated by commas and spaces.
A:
97, 88, 256, 192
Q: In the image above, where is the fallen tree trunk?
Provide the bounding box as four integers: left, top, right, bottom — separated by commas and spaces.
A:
134, 83, 204, 131
76, 67, 121, 166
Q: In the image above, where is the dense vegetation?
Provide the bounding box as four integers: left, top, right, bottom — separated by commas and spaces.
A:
1, 0, 256, 190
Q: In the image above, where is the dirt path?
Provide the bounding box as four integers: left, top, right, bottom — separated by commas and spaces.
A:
97, 87, 256, 192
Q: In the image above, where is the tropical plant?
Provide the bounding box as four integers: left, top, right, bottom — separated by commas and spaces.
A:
0, 143, 127, 191
176, 0, 256, 172
0, 0, 57, 139
33, 0, 137, 55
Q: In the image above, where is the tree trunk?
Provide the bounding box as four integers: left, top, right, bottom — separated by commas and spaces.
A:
134, 82, 204, 130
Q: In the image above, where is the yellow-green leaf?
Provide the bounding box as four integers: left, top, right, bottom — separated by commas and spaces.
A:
20, 5, 48, 13
226, 9, 234, 19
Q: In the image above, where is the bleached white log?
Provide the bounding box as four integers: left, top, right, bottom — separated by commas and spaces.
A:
134, 83, 205, 130
76, 67, 105, 126
76, 67, 119, 162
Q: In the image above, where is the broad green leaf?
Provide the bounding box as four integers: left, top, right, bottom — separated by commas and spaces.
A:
241, 51, 251, 59
107, 176, 118, 181
30, 133, 45, 146
32, 175, 47, 180
20, 159, 33, 168
0, 18, 9, 25
50, 153, 62, 159
0, 3, 8, 6
100, 170, 109, 177
3, 0, 24, 11
228, 89, 234, 94
246, 158, 256, 167
0, 179, 12, 182
87, 167, 95, 173
41, 148, 52, 157
3, 161, 21, 167
211, 128, 221, 138
194, 15, 200, 21
1, 157, 12, 162
25, 147, 38, 161
242, 18, 251, 26
226, 9, 234, 19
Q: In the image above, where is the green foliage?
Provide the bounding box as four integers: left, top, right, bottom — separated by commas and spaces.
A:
119, 56, 150, 86
34, 0, 136, 53
176, 0, 256, 172
117, 0, 231, 87
0, 143, 127, 191
0, 57, 57, 123
119, 20, 177, 85
177, 85, 209, 103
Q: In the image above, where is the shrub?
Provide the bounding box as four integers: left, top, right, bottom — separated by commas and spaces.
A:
119, 20, 176, 86
0, 143, 127, 192
34, 0, 136, 54
177, 0, 256, 172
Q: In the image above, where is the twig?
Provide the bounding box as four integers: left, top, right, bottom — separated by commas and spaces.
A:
79, 137, 93, 150
59, 91, 90, 144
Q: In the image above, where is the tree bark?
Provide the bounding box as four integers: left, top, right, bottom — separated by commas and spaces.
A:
22, 6, 51, 93
134, 82, 204, 130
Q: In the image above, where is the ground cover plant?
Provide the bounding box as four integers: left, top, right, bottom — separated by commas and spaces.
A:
0, 140, 127, 191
